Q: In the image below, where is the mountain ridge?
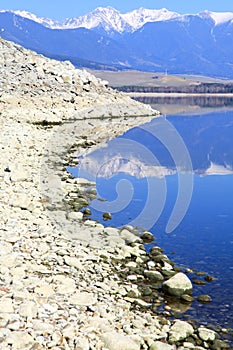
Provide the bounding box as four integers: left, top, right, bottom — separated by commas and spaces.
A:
1, 7, 233, 78
1, 7, 233, 32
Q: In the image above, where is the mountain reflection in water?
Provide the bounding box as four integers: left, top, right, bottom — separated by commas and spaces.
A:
68, 108, 233, 338
76, 111, 233, 178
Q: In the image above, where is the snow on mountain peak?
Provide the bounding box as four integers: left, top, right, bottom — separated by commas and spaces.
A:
122, 7, 179, 30
3, 7, 180, 33
58, 6, 129, 33
200, 10, 233, 25
4, 7, 233, 33
3, 10, 63, 28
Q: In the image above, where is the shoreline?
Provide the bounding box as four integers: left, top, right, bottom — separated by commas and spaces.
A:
0, 38, 231, 349
126, 92, 233, 98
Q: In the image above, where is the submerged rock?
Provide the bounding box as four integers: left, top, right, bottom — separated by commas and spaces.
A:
181, 294, 195, 303
197, 294, 212, 303
103, 212, 112, 221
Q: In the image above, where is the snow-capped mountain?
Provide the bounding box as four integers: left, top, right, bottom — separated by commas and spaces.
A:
199, 10, 233, 25
4, 7, 179, 33
0, 10, 62, 29
121, 8, 179, 30
0, 6, 179, 33
1, 7, 233, 78
4, 7, 233, 33
61, 7, 131, 33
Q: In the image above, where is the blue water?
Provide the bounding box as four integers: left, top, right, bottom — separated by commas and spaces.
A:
69, 109, 233, 336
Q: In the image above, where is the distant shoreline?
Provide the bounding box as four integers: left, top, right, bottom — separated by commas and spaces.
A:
126, 92, 233, 97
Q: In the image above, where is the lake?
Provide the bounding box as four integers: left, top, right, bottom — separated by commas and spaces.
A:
68, 97, 233, 341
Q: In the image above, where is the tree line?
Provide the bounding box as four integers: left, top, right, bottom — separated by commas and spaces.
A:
115, 83, 233, 93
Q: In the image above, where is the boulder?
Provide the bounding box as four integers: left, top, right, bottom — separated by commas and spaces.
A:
162, 272, 192, 296
198, 327, 216, 341
169, 320, 194, 343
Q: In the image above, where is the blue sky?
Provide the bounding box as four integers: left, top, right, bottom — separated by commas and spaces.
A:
1, 0, 233, 20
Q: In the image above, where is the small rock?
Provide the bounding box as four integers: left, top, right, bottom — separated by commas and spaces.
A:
67, 211, 83, 220
141, 231, 154, 243
18, 301, 38, 318
0, 298, 14, 313
7, 331, 34, 349
35, 285, 55, 296
181, 294, 195, 303
54, 276, 76, 294
204, 275, 216, 282
75, 336, 90, 350
197, 295, 212, 303
150, 341, 175, 350
102, 332, 140, 350
64, 256, 82, 269
32, 320, 54, 334
212, 339, 230, 349
183, 342, 195, 348
82, 208, 92, 216
68, 292, 97, 306
144, 270, 164, 282
10, 193, 32, 210
103, 212, 112, 221
120, 229, 141, 244
192, 278, 206, 285
62, 324, 76, 339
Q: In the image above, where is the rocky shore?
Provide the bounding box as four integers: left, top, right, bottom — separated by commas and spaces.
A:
0, 38, 230, 349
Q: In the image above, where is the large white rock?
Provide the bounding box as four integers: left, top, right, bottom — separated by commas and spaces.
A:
198, 327, 216, 341
169, 320, 194, 343
68, 292, 97, 306
7, 331, 34, 349
18, 301, 38, 318
54, 275, 76, 294
67, 211, 83, 220
64, 256, 82, 269
162, 272, 192, 296
150, 341, 175, 350
0, 298, 14, 313
102, 332, 140, 350
10, 192, 32, 210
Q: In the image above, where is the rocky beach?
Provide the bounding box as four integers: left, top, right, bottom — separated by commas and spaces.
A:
0, 38, 230, 349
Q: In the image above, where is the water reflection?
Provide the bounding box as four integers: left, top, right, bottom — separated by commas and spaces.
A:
76, 111, 233, 178
133, 95, 233, 115
134, 95, 233, 108
69, 107, 233, 336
